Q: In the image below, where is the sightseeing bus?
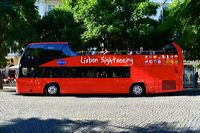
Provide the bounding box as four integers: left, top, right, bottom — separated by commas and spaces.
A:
16, 42, 183, 96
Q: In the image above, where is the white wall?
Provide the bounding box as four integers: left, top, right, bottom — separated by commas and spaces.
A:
35, 0, 46, 17
150, 0, 173, 20
35, 0, 61, 17
150, 0, 173, 4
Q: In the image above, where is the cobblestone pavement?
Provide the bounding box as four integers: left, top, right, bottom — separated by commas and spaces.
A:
1, 88, 200, 132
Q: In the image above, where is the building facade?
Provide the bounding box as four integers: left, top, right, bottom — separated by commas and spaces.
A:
35, 0, 61, 17
35, 0, 173, 18
150, 0, 173, 20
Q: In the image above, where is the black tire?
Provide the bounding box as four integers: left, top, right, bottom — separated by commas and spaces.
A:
130, 84, 145, 96
45, 83, 60, 96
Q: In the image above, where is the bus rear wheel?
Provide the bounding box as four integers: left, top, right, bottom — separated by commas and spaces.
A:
45, 83, 60, 96
130, 84, 145, 96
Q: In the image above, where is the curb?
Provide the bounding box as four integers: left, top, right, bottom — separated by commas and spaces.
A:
3, 86, 16, 89
0, 86, 16, 92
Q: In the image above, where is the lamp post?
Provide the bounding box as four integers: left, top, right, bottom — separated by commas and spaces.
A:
161, 0, 168, 23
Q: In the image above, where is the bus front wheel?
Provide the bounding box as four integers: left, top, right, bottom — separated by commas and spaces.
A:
130, 84, 145, 96
45, 83, 60, 96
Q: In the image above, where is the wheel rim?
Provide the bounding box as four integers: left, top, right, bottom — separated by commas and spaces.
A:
132, 85, 143, 95
47, 85, 58, 95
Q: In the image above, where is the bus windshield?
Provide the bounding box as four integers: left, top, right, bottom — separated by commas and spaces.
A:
21, 44, 78, 67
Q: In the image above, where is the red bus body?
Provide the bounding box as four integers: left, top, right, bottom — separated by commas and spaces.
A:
16, 42, 183, 95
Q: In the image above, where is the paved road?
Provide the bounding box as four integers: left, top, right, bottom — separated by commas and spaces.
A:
1, 88, 200, 132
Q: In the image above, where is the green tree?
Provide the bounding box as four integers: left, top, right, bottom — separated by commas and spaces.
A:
0, 0, 39, 63
162, 0, 200, 60
36, 9, 83, 50
0, 0, 39, 89
62, 0, 160, 50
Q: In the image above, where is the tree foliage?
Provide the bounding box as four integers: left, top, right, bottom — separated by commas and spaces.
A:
62, 0, 161, 50
162, 0, 200, 60
36, 9, 83, 50
0, 0, 39, 66
0, 0, 39, 89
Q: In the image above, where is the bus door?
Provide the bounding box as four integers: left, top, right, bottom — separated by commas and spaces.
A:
184, 65, 195, 88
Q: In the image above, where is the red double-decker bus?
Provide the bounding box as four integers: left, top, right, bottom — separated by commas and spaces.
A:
16, 42, 183, 96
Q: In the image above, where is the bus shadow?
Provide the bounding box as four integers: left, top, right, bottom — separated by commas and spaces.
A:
147, 89, 200, 97
70, 89, 200, 98
62, 94, 132, 98
0, 118, 199, 132
68, 89, 200, 98
13, 88, 200, 98
18, 93, 132, 98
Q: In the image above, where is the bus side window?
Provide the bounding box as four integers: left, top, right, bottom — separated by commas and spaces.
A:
42, 68, 54, 78
86, 70, 93, 78
22, 68, 28, 77
112, 71, 118, 78
101, 71, 107, 78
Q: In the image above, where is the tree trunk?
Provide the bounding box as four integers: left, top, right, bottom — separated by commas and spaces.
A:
0, 70, 3, 89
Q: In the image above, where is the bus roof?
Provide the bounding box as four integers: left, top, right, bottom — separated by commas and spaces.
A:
29, 42, 69, 45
